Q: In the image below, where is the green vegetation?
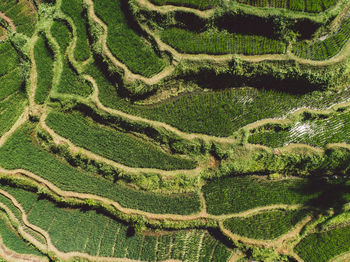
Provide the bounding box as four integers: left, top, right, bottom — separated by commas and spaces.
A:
0, 185, 229, 260
34, 34, 54, 104
93, 0, 166, 77
237, 0, 338, 12
149, 0, 338, 12
1, 0, 350, 260
51, 20, 92, 96
292, 17, 350, 60
248, 111, 350, 147
99, 88, 350, 137
295, 226, 350, 262
61, 0, 91, 61
224, 209, 309, 239
150, 0, 219, 10
0, 215, 42, 256
0, 124, 201, 215
0, 0, 37, 36
46, 110, 197, 170
160, 28, 286, 55
203, 176, 320, 215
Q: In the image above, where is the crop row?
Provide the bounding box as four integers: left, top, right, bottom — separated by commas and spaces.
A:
92, 0, 166, 77
160, 28, 286, 55
295, 225, 350, 262
0, 0, 37, 37
148, 0, 337, 12
150, 0, 222, 10
60, 0, 91, 62
0, 41, 26, 136
248, 110, 350, 147
50, 20, 92, 97
292, 18, 350, 60
0, 186, 231, 261
0, 124, 201, 215
95, 84, 350, 137
45, 110, 197, 170
0, 214, 42, 257
34, 34, 54, 104
223, 209, 309, 240
202, 175, 321, 215
237, 0, 337, 12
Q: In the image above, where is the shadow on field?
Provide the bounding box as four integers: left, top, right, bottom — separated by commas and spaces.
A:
293, 176, 350, 214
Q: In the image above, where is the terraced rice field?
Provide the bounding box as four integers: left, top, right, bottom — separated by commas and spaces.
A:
0, 0, 349, 261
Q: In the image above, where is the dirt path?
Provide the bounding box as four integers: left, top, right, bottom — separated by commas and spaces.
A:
85, 74, 237, 144
40, 110, 203, 177
0, 26, 7, 41
135, 0, 215, 18
330, 251, 350, 262
219, 215, 312, 260
55, 0, 93, 72
0, 237, 46, 262
0, 167, 305, 223
84, 0, 175, 85
0, 12, 16, 32
28, 35, 39, 108
0, 190, 158, 262
0, 107, 28, 147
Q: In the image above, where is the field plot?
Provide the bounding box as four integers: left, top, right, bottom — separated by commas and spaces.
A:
0, 215, 42, 257
295, 226, 350, 262
0, 41, 26, 136
51, 20, 92, 97
149, 0, 339, 12
45, 110, 197, 170
0, 0, 349, 260
292, 17, 350, 60
99, 88, 350, 137
0, 0, 37, 36
237, 0, 338, 12
92, 0, 166, 77
60, 0, 91, 62
0, 185, 231, 261
223, 209, 310, 239
203, 176, 320, 215
160, 28, 286, 55
0, 125, 201, 215
34, 34, 54, 104
248, 111, 350, 147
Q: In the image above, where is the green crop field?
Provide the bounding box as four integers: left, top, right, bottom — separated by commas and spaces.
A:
223, 209, 310, 239
0, 0, 349, 260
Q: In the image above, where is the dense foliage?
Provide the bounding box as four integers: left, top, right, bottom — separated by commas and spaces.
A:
248, 111, 350, 147
0, 125, 201, 215
224, 209, 309, 239
202, 176, 320, 215
46, 110, 197, 170
295, 226, 350, 262
293, 17, 350, 60
161, 28, 286, 55
61, 0, 91, 61
93, 0, 166, 77
34, 34, 54, 104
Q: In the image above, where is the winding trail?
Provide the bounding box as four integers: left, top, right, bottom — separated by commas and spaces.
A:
0, 189, 170, 262
0, 107, 28, 148
40, 109, 203, 177
84, 0, 175, 85
0, 167, 303, 222
219, 216, 312, 261
0, 12, 16, 32
135, 0, 215, 18
84, 74, 237, 144
0, 237, 46, 262
28, 35, 39, 108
